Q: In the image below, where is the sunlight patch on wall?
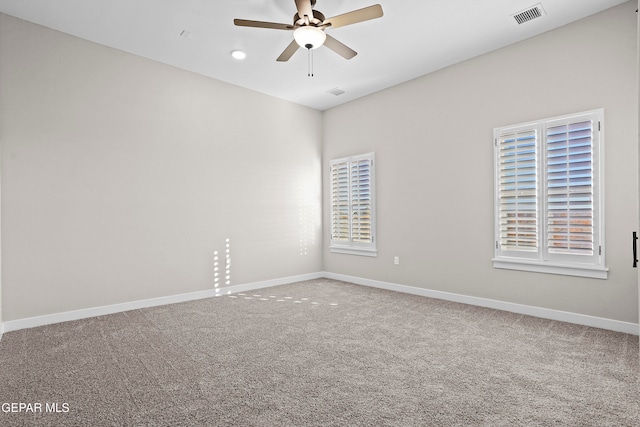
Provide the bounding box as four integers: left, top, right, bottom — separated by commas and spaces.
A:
213, 250, 219, 288
299, 180, 317, 256
225, 238, 231, 286
213, 238, 231, 288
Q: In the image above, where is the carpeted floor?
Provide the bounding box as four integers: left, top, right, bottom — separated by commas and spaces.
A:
0, 278, 638, 426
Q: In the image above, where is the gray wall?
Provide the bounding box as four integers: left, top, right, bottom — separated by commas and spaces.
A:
323, 1, 639, 324
0, 14, 323, 321
1, 2, 638, 327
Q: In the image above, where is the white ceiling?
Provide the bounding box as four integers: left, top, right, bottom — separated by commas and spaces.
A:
0, 0, 628, 110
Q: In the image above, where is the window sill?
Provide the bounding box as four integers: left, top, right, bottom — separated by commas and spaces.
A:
330, 246, 378, 257
492, 258, 608, 279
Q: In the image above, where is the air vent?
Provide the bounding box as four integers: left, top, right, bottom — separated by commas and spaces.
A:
326, 87, 346, 96
512, 3, 546, 25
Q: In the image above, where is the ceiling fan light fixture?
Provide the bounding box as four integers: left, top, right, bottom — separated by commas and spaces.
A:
294, 26, 326, 49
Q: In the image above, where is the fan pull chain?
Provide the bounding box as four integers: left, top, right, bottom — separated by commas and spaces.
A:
306, 45, 314, 77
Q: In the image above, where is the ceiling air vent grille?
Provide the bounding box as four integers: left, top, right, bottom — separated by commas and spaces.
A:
326, 87, 346, 96
512, 4, 546, 25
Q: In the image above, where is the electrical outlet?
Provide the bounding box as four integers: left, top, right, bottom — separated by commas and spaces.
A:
394, 256, 400, 265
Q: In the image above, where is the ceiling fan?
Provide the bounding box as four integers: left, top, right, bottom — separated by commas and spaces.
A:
234, 0, 383, 62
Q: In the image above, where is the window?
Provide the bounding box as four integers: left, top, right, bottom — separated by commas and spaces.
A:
330, 153, 377, 256
493, 109, 607, 279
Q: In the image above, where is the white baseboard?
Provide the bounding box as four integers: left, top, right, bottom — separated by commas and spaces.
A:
1, 271, 637, 337
323, 272, 640, 336
1, 272, 323, 334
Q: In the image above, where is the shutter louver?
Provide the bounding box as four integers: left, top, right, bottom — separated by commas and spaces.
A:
546, 120, 594, 256
497, 129, 538, 251
331, 161, 350, 242
351, 159, 372, 243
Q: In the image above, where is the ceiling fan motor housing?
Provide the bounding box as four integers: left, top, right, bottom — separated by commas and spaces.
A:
294, 10, 326, 27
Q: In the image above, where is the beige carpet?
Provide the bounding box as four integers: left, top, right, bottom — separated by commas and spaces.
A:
0, 278, 638, 426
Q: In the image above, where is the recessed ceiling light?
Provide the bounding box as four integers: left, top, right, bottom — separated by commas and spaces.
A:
231, 50, 247, 60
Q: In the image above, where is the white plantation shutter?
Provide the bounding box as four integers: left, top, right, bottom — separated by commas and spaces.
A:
331, 160, 350, 242
350, 158, 372, 243
330, 153, 376, 256
546, 118, 594, 257
494, 109, 605, 278
497, 127, 539, 254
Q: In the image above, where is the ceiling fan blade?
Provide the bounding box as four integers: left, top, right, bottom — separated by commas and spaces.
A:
277, 39, 300, 62
323, 4, 383, 29
234, 19, 294, 30
323, 35, 357, 60
295, 0, 314, 21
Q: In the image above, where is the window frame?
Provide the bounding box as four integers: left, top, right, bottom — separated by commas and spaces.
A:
492, 109, 607, 279
329, 152, 377, 257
